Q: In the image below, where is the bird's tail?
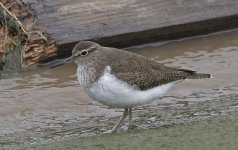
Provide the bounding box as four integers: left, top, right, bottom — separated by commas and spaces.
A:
187, 73, 211, 79
176, 69, 211, 79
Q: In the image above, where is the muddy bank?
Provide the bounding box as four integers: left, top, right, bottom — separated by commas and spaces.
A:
1, 29, 238, 148
7, 109, 238, 150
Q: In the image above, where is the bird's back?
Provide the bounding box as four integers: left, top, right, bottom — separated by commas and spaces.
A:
101, 47, 210, 91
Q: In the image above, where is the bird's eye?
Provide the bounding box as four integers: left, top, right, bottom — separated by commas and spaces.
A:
80, 50, 88, 56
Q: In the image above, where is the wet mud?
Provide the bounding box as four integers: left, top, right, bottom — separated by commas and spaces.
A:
0, 30, 238, 148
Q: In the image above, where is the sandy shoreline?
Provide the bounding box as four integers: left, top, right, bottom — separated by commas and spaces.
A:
5, 110, 238, 150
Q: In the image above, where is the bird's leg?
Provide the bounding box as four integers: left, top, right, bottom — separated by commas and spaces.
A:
104, 108, 128, 133
128, 108, 138, 129
128, 108, 132, 127
112, 108, 128, 131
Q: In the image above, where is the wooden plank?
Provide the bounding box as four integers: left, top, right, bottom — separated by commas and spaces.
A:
2, 0, 238, 68
31, 0, 238, 41
27, 0, 238, 59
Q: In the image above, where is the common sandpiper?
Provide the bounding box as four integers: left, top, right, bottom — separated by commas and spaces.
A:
68, 41, 211, 132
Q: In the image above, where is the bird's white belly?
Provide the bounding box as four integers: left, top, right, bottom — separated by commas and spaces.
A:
85, 71, 181, 108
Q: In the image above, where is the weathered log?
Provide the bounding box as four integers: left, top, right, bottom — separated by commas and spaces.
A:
1, 0, 238, 71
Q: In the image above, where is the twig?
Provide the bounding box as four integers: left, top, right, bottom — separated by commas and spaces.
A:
28, 31, 48, 42
3, 8, 7, 58
0, 2, 27, 34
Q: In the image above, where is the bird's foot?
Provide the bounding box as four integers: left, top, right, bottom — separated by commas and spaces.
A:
128, 123, 139, 130
103, 125, 119, 134
103, 129, 116, 134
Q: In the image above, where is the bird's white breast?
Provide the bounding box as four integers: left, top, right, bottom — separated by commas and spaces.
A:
84, 66, 181, 108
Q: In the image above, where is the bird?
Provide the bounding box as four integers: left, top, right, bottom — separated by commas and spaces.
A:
69, 41, 211, 133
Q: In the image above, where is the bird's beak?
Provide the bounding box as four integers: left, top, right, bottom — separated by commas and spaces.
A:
65, 55, 73, 62
50, 55, 73, 69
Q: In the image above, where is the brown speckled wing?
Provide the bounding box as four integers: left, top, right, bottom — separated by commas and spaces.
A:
107, 49, 192, 91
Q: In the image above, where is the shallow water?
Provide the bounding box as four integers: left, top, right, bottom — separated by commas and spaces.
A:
0, 30, 238, 146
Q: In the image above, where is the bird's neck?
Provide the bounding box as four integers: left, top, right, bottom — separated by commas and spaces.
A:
76, 60, 106, 89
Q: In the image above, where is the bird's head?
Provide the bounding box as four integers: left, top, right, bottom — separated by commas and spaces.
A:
71, 41, 100, 64
50, 41, 101, 69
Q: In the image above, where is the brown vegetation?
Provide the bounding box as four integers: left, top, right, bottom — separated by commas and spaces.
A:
0, 0, 56, 71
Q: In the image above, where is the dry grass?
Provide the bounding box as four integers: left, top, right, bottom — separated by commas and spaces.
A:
0, 0, 56, 71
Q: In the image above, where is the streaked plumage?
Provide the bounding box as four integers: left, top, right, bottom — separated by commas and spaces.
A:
71, 41, 211, 132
